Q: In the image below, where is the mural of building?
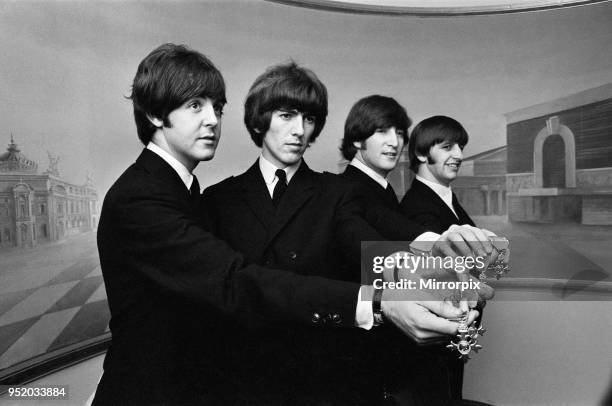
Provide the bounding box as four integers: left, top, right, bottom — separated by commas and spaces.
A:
453, 145, 507, 217
505, 83, 612, 224
0, 136, 98, 248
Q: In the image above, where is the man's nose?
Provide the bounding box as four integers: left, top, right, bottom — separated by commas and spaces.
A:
451, 144, 463, 159
201, 103, 218, 127
292, 114, 305, 136
387, 129, 400, 147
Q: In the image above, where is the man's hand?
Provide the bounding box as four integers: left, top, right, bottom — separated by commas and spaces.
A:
380, 288, 480, 344
432, 224, 493, 259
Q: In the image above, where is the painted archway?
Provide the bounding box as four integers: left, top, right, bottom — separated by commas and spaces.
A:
533, 116, 576, 188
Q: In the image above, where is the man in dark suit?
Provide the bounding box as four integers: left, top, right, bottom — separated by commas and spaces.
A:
400, 115, 475, 233
339, 95, 430, 241
202, 65, 491, 404
94, 45, 475, 405
340, 97, 492, 405
400, 115, 493, 404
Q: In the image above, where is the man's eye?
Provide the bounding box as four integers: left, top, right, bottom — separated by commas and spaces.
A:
374, 128, 384, 133
396, 130, 405, 137
280, 113, 292, 120
304, 116, 316, 125
214, 105, 224, 116
189, 101, 201, 110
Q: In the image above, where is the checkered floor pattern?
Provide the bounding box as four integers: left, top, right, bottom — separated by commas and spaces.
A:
0, 233, 109, 372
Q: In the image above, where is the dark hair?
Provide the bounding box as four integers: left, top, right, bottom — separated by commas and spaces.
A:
130, 43, 226, 145
408, 115, 469, 172
243, 61, 328, 147
340, 95, 411, 161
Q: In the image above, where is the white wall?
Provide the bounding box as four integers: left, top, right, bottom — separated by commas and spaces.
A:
464, 289, 612, 405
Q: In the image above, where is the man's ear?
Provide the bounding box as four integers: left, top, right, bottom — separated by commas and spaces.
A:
415, 153, 427, 164
353, 141, 364, 150
147, 114, 164, 128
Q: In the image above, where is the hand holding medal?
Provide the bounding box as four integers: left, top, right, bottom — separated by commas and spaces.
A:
447, 236, 510, 361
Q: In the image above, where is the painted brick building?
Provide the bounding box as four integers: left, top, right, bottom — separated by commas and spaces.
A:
454, 146, 507, 217
505, 83, 612, 224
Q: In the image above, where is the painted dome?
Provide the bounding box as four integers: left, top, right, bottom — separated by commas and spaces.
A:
0, 136, 38, 173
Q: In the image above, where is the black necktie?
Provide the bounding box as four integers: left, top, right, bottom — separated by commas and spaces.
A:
190, 175, 200, 203
385, 183, 398, 205
272, 169, 287, 208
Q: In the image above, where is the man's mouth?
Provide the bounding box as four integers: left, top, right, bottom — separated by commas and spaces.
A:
445, 162, 461, 170
198, 133, 217, 142
382, 152, 398, 158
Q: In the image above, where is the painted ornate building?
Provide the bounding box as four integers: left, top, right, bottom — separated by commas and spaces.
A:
0, 137, 98, 248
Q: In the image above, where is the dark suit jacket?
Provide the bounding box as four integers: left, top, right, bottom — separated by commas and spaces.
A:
340, 164, 428, 241
399, 178, 477, 403
201, 161, 386, 404
400, 178, 475, 234
93, 150, 360, 405
341, 166, 466, 405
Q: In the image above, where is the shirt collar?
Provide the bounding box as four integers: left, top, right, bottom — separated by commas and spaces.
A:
259, 154, 301, 186
147, 142, 195, 190
349, 158, 388, 189
416, 175, 455, 211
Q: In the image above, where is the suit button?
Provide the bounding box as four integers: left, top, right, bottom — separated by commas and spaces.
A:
382, 385, 391, 400
311, 312, 322, 324
288, 251, 298, 260
330, 313, 342, 324
264, 260, 271, 266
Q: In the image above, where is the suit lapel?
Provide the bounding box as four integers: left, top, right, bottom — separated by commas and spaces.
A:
136, 149, 191, 203
265, 162, 317, 247
239, 161, 275, 230
414, 179, 459, 223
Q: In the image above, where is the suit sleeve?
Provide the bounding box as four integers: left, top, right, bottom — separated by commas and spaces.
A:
331, 184, 382, 255
98, 177, 360, 328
